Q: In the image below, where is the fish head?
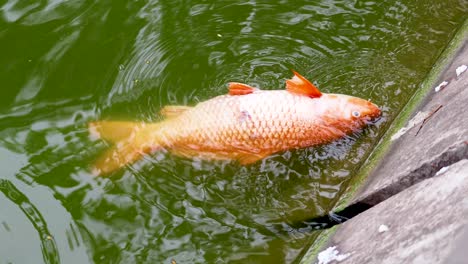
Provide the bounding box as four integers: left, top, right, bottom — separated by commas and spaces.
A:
318, 93, 381, 132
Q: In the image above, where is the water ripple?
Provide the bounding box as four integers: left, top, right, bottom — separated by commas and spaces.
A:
1, 0, 467, 263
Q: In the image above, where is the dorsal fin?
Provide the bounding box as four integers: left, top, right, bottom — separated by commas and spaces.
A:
228, 82, 256, 95
286, 71, 322, 98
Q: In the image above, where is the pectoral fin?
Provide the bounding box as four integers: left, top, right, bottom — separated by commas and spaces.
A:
228, 82, 257, 95
159, 105, 192, 118
237, 152, 271, 165
286, 71, 322, 98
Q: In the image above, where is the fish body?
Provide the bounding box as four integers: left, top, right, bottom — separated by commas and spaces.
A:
90, 71, 380, 175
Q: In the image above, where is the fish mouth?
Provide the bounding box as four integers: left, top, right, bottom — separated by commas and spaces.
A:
365, 107, 382, 124
360, 103, 382, 124
368, 102, 382, 118
363, 115, 381, 126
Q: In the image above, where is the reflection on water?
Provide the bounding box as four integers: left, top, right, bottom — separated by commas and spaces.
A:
0, 0, 466, 263
0, 179, 60, 264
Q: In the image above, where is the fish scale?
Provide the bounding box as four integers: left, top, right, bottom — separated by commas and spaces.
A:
163, 91, 334, 158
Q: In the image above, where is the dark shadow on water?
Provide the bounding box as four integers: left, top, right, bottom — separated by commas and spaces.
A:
288, 202, 373, 231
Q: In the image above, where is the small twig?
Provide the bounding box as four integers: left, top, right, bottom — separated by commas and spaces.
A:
415, 104, 443, 136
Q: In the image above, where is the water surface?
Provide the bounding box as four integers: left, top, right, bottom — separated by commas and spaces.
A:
0, 0, 466, 263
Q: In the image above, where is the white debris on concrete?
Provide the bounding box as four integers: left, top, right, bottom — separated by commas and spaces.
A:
456, 64, 467, 77
378, 224, 389, 233
434, 81, 448, 92
317, 246, 351, 264
391, 111, 429, 141
435, 166, 449, 176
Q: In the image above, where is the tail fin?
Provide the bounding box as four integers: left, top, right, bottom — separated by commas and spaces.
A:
89, 121, 162, 175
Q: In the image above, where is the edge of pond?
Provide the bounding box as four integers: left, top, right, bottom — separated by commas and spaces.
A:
297, 17, 468, 264
336, 17, 468, 211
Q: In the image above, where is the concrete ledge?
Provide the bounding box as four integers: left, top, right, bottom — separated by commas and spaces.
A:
317, 159, 468, 264
353, 39, 468, 206
447, 225, 468, 264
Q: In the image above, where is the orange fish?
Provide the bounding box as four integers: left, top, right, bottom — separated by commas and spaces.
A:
90, 71, 380, 175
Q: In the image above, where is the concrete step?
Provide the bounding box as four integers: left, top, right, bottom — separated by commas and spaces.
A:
316, 159, 468, 264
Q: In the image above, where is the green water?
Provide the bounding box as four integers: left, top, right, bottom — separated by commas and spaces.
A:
0, 0, 466, 263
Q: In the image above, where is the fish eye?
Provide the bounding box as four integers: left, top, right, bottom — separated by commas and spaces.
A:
352, 111, 361, 118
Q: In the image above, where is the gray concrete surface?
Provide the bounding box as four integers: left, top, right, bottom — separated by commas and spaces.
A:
446, 225, 468, 264
353, 41, 468, 206
316, 159, 468, 264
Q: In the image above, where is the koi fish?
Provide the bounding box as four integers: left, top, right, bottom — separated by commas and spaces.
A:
90, 71, 380, 175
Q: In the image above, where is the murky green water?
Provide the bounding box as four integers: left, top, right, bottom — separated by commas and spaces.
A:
0, 0, 466, 263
